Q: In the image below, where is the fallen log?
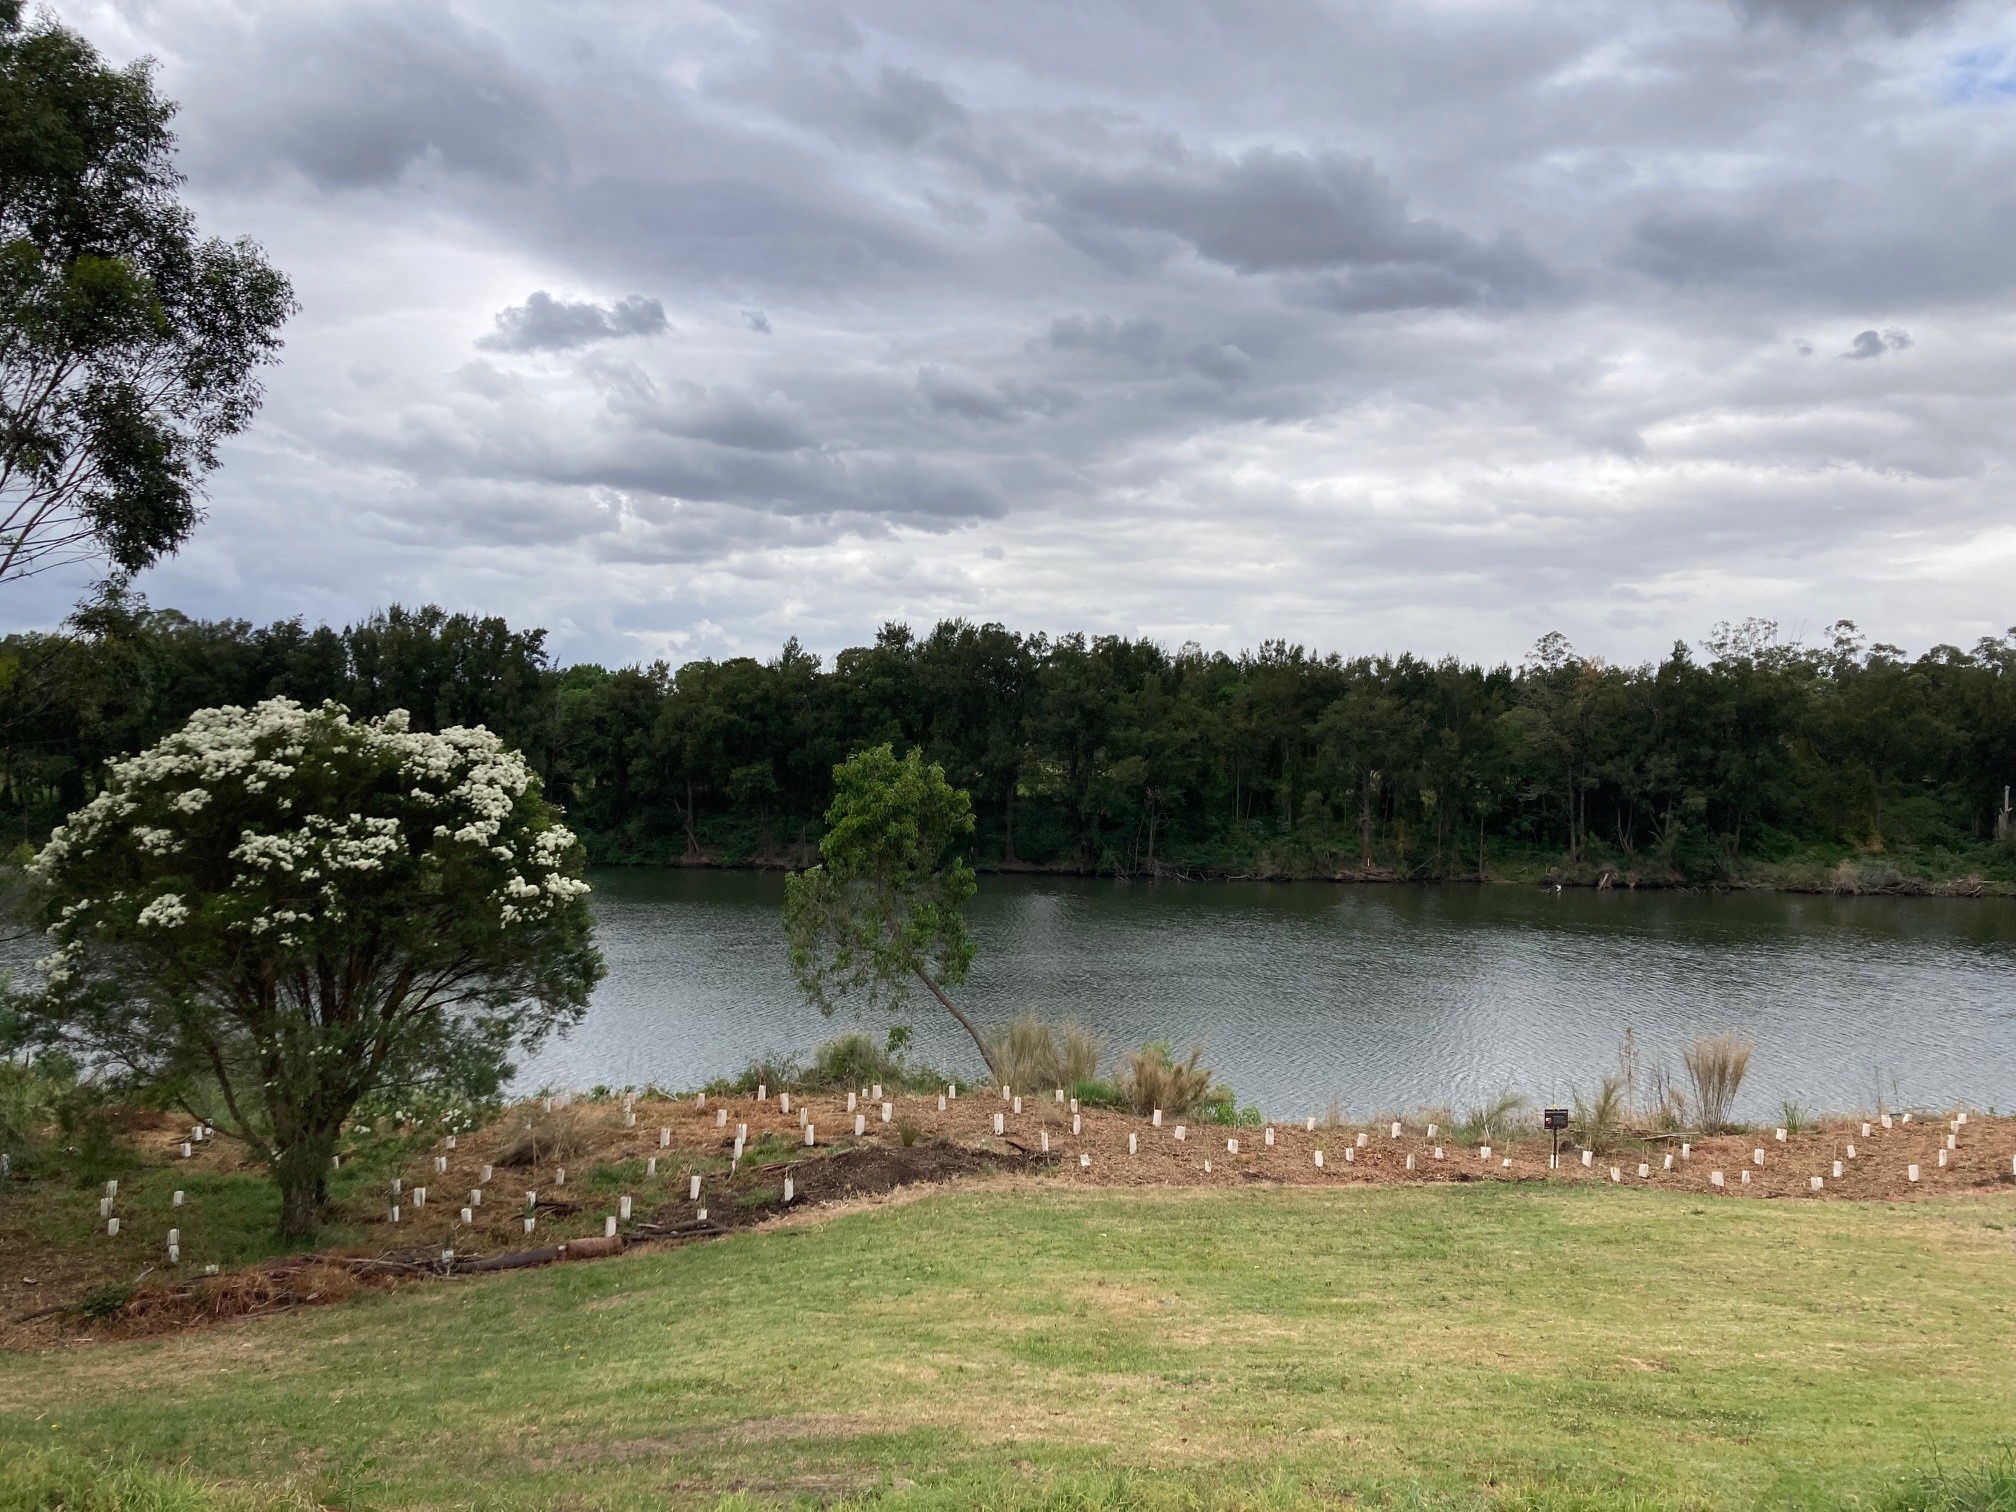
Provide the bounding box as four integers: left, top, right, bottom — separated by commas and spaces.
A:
454, 1245, 565, 1274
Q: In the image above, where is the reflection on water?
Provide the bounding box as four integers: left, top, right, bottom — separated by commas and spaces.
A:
520, 871, 2016, 1120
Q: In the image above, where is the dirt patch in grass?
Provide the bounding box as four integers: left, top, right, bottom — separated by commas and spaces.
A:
662, 1140, 1048, 1233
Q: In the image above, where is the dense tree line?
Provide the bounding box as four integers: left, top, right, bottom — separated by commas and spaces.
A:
3, 591, 2013, 884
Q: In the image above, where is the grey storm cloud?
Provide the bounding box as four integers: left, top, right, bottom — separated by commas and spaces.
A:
184, 1, 559, 188
478, 293, 669, 353
1841, 328, 1914, 359
16, 0, 2009, 672
1032, 146, 1551, 309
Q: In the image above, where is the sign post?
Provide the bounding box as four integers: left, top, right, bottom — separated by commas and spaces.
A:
1543, 1107, 1570, 1169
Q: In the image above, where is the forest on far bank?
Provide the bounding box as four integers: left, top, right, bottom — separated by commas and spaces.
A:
2, 591, 2013, 889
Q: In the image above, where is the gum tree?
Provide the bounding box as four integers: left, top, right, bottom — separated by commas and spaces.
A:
22, 698, 603, 1237
1, 2, 295, 584
783, 743, 995, 1078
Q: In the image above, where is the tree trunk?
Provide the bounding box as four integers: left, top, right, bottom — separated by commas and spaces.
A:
1360, 772, 1373, 868
913, 966, 999, 1080
274, 1124, 340, 1240
682, 778, 700, 858
1002, 783, 1018, 865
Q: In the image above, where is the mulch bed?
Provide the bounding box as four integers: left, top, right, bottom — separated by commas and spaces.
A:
8, 1091, 2012, 1347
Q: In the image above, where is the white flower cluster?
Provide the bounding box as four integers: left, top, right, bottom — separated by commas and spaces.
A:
32, 698, 592, 952
136, 893, 191, 929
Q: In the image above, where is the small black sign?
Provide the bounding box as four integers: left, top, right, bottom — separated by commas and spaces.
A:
1543, 1107, 1571, 1130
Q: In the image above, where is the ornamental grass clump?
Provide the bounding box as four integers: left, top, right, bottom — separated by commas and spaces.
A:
1683, 1033, 1753, 1134
1118, 1041, 1215, 1117
19, 698, 604, 1237
1572, 1074, 1629, 1155
496, 1105, 593, 1168
987, 1016, 1102, 1093
1457, 1092, 1528, 1145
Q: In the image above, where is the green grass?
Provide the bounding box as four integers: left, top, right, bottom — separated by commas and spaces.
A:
3, 1185, 2014, 1510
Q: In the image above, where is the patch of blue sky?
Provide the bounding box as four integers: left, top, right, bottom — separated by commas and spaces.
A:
1946, 45, 2016, 103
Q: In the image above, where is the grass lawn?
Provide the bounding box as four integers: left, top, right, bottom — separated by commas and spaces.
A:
3, 1183, 2014, 1510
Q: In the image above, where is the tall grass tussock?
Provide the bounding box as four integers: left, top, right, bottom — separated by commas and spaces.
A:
1118, 1041, 1216, 1116
987, 1015, 1101, 1092
1684, 1033, 1753, 1133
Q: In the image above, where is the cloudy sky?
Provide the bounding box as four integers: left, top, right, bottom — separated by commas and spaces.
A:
15, 0, 2016, 668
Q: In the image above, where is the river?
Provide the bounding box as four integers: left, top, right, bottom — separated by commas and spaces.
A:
514, 870, 2016, 1121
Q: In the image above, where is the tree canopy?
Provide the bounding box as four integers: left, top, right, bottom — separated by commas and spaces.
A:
2, 601, 2013, 889
0, 1, 294, 583
783, 744, 990, 1075
20, 696, 602, 1236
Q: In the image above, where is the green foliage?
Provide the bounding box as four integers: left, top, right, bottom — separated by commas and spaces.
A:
1069, 1077, 1128, 1109
0, 1050, 138, 1185
7, 604, 2016, 891
16, 698, 602, 1236
810, 1032, 904, 1090
702, 1052, 803, 1097
1882, 1449, 2016, 1512
784, 744, 991, 1071
0, 1446, 319, 1511
75, 1281, 134, 1320
1781, 1099, 1810, 1135
0, 8, 295, 584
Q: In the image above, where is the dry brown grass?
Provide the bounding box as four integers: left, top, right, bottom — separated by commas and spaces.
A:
988, 1016, 1102, 1092
1683, 1033, 1754, 1133
495, 1104, 597, 1167
1117, 1043, 1214, 1116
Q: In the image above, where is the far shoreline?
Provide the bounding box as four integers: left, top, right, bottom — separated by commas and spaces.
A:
583, 852, 2016, 899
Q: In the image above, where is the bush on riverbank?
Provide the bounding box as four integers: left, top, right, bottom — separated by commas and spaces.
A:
704, 1034, 955, 1098
987, 1017, 1101, 1094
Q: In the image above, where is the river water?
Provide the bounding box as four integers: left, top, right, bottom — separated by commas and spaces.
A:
516, 870, 2016, 1121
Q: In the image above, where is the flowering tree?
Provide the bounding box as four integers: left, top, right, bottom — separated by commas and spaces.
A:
23, 698, 603, 1236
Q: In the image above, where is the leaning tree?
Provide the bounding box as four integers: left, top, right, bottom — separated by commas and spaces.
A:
23, 697, 603, 1236
783, 743, 998, 1079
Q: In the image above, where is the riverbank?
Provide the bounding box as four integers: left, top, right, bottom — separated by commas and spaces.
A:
8, 1091, 2012, 1350
5, 1178, 2015, 1510
586, 843, 2016, 897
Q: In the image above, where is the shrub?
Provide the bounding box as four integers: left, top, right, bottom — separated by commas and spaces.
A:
810, 1032, 901, 1090
1069, 1077, 1128, 1109
1572, 1074, 1629, 1155
77, 1281, 136, 1321
1683, 1033, 1753, 1133
1780, 1100, 1809, 1135
0, 1050, 136, 1186
703, 1052, 804, 1097
1117, 1042, 1215, 1116
987, 1016, 1102, 1093
895, 1117, 920, 1148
